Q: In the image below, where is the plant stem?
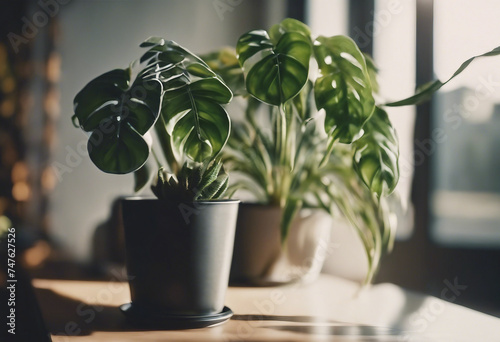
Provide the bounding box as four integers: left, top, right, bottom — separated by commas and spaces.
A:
271, 104, 293, 208
154, 115, 180, 174
287, 105, 296, 171
151, 148, 162, 168
278, 104, 287, 168
319, 135, 337, 168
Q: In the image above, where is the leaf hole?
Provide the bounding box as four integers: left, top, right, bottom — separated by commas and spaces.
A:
340, 52, 363, 70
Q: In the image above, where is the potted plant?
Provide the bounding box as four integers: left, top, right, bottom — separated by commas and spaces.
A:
72, 37, 239, 328
202, 18, 500, 285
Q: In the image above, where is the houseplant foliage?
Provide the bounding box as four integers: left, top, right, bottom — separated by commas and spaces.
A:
72, 37, 233, 199
72, 37, 239, 322
203, 18, 500, 284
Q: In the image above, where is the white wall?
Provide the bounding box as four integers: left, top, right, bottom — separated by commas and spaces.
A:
51, 0, 285, 261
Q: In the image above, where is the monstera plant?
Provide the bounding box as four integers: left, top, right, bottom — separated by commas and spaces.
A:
72, 37, 240, 325
203, 18, 500, 285
72, 37, 233, 198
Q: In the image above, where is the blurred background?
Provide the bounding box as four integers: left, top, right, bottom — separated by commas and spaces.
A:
0, 0, 499, 317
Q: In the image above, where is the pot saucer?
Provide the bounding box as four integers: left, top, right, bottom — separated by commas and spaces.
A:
119, 302, 233, 330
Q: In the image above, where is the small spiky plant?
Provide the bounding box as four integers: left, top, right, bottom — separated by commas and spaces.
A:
151, 160, 229, 202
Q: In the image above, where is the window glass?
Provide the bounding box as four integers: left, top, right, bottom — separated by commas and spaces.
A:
432, 0, 500, 246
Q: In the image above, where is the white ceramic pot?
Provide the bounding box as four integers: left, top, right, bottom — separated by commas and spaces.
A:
321, 218, 369, 283
230, 203, 334, 285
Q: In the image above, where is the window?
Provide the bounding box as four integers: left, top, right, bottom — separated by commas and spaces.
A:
431, 0, 500, 247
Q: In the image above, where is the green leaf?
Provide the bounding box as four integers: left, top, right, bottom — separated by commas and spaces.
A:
162, 78, 231, 161
224, 120, 274, 195
198, 160, 222, 190
140, 36, 165, 47
142, 40, 233, 162
177, 162, 191, 189
73, 69, 130, 128
236, 30, 274, 66
200, 48, 246, 96
363, 53, 379, 94
88, 119, 151, 174
200, 174, 229, 199
386, 45, 500, 106
313, 35, 375, 143
187, 162, 203, 191
133, 161, 153, 192
213, 175, 229, 199
292, 80, 312, 121
385, 80, 443, 107
281, 198, 302, 242
186, 63, 216, 78
73, 69, 163, 174
236, 29, 311, 106
269, 18, 311, 44
353, 107, 399, 197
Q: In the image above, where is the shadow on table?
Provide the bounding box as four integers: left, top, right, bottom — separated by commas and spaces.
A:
232, 314, 345, 323
268, 324, 401, 337
233, 314, 403, 338
36, 288, 427, 338
35, 288, 142, 336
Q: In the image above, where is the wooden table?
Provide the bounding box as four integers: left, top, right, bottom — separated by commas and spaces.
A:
33, 275, 500, 341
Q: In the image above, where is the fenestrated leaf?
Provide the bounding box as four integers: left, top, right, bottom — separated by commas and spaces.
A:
236, 29, 311, 106
162, 78, 231, 161
353, 107, 399, 197
313, 35, 375, 143
363, 53, 379, 94
141, 37, 206, 70
72, 69, 130, 128
186, 63, 216, 78
73, 67, 163, 174
140, 36, 165, 47
386, 45, 500, 106
88, 118, 151, 174
236, 30, 274, 66
141, 39, 233, 163
269, 18, 311, 44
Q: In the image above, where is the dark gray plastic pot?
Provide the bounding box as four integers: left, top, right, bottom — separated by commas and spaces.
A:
120, 198, 239, 316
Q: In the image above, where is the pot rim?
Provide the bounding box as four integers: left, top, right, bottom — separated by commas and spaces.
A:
238, 202, 326, 211
121, 196, 240, 205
